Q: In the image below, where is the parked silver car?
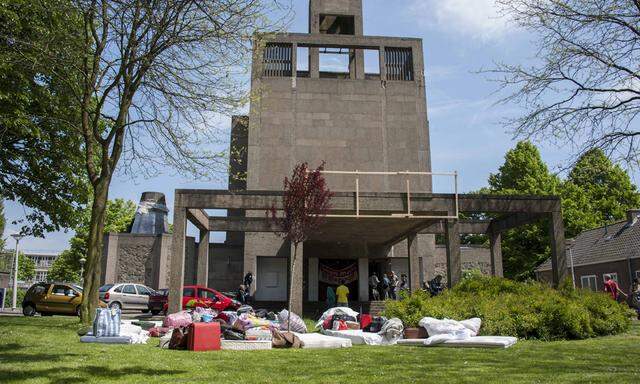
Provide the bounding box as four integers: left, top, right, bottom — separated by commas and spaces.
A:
98, 283, 156, 312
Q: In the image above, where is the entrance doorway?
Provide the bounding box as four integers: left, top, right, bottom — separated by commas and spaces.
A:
255, 257, 287, 301
318, 259, 358, 302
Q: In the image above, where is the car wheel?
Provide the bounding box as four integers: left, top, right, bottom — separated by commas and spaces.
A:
109, 302, 121, 311
22, 304, 37, 317
151, 310, 161, 316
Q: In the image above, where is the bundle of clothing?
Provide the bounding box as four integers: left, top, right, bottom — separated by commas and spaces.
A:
316, 307, 404, 346
157, 306, 308, 349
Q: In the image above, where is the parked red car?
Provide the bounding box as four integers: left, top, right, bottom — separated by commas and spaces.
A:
148, 285, 240, 315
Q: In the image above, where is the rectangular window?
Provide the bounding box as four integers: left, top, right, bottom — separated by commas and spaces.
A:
297, 46, 309, 78
581, 275, 597, 291
319, 47, 350, 79
263, 43, 293, 77
603, 273, 619, 283
319, 14, 355, 35
364, 49, 380, 80
385, 47, 414, 81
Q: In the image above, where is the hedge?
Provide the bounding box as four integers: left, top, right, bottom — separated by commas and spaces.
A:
383, 276, 632, 340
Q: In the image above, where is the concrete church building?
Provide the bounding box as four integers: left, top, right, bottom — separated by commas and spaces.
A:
102, 0, 569, 316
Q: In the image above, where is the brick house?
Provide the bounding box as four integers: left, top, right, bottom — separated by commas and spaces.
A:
536, 209, 640, 294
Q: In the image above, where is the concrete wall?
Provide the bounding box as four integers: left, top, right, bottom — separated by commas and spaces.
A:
101, 233, 172, 289
537, 257, 640, 293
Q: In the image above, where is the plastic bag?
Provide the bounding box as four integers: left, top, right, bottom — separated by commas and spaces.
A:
163, 310, 193, 329
93, 308, 121, 337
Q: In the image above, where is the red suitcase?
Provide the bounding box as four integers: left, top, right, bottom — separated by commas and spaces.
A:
187, 322, 221, 351
359, 314, 372, 330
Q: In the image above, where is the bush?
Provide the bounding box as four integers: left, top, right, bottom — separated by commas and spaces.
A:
2, 288, 27, 308
383, 275, 631, 340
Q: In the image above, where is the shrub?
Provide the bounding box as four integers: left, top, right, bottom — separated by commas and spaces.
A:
2, 288, 27, 308
382, 275, 631, 340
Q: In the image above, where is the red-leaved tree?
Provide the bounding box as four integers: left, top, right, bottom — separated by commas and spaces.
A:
268, 161, 333, 329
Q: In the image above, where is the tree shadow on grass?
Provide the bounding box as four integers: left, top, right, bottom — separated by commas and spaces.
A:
0, 365, 186, 384
0, 351, 80, 364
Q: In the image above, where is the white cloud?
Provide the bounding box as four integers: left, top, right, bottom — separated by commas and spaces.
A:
409, 0, 512, 41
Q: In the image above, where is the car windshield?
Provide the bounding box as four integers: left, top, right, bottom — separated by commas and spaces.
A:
98, 284, 113, 292
72, 284, 83, 292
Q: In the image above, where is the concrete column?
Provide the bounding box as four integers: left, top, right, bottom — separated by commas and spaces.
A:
407, 233, 421, 292
489, 230, 504, 277
445, 219, 462, 288
291, 43, 297, 83
358, 257, 369, 301
549, 211, 568, 287
101, 233, 119, 285
379, 46, 386, 81
196, 229, 209, 287
168, 206, 187, 314
309, 48, 319, 78
308, 257, 319, 302
156, 234, 172, 289
289, 241, 303, 315
422, 234, 436, 282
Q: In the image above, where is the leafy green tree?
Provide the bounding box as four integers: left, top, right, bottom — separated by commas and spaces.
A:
487, 141, 560, 280
48, 199, 136, 283
562, 149, 640, 237
17, 252, 35, 281
0, 0, 88, 236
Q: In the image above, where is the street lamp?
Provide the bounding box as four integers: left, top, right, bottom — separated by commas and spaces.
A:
79, 257, 86, 283
10, 234, 25, 311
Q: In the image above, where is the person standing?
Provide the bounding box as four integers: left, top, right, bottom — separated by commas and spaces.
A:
390, 271, 399, 300
630, 278, 640, 320
369, 272, 380, 301
243, 272, 253, 293
336, 280, 350, 307
326, 286, 336, 309
603, 274, 627, 301
381, 274, 391, 300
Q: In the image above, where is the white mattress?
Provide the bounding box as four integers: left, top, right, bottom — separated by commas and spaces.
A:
221, 340, 272, 350
398, 336, 518, 349
294, 332, 352, 349
321, 329, 384, 345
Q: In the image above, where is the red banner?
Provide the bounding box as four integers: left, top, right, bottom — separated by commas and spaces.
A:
319, 263, 358, 285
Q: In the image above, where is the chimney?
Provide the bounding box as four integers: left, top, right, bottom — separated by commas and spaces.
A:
627, 209, 640, 226
130, 192, 169, 235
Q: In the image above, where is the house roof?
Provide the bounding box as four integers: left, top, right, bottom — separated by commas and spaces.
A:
537, 218, 640, 271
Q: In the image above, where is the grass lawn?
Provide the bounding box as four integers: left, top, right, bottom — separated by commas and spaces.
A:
1, 316, 639, 383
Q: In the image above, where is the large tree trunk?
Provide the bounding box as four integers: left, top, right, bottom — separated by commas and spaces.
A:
80, 179, 109, 325
287, 242, 298, 332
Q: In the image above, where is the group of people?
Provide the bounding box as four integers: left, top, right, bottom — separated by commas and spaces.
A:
368, 271, 409, 301
604, 274, 640, 320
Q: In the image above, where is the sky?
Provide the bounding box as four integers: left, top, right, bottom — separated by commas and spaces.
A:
4, 0, 637, 252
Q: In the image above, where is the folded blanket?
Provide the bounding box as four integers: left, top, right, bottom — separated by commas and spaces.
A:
418, 317, 482, 346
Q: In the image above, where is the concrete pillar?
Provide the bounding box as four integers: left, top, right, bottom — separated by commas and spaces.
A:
422, 234, 436, 282
445, 219, 462, 288
489, 230, 503, 277
168, 206, 187, 314
308, 257, 319, 302
156, 234, 172, 289
379, 46, 386, 81
358, 257, 369, 301
310, 48, 319, 78
407, 233, 421, 292
196, 229, 209, 287
289, 241, 303, 315
549, 211, 568, 287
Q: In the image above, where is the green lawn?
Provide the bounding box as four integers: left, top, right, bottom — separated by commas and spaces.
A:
1, 316, 639, 383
